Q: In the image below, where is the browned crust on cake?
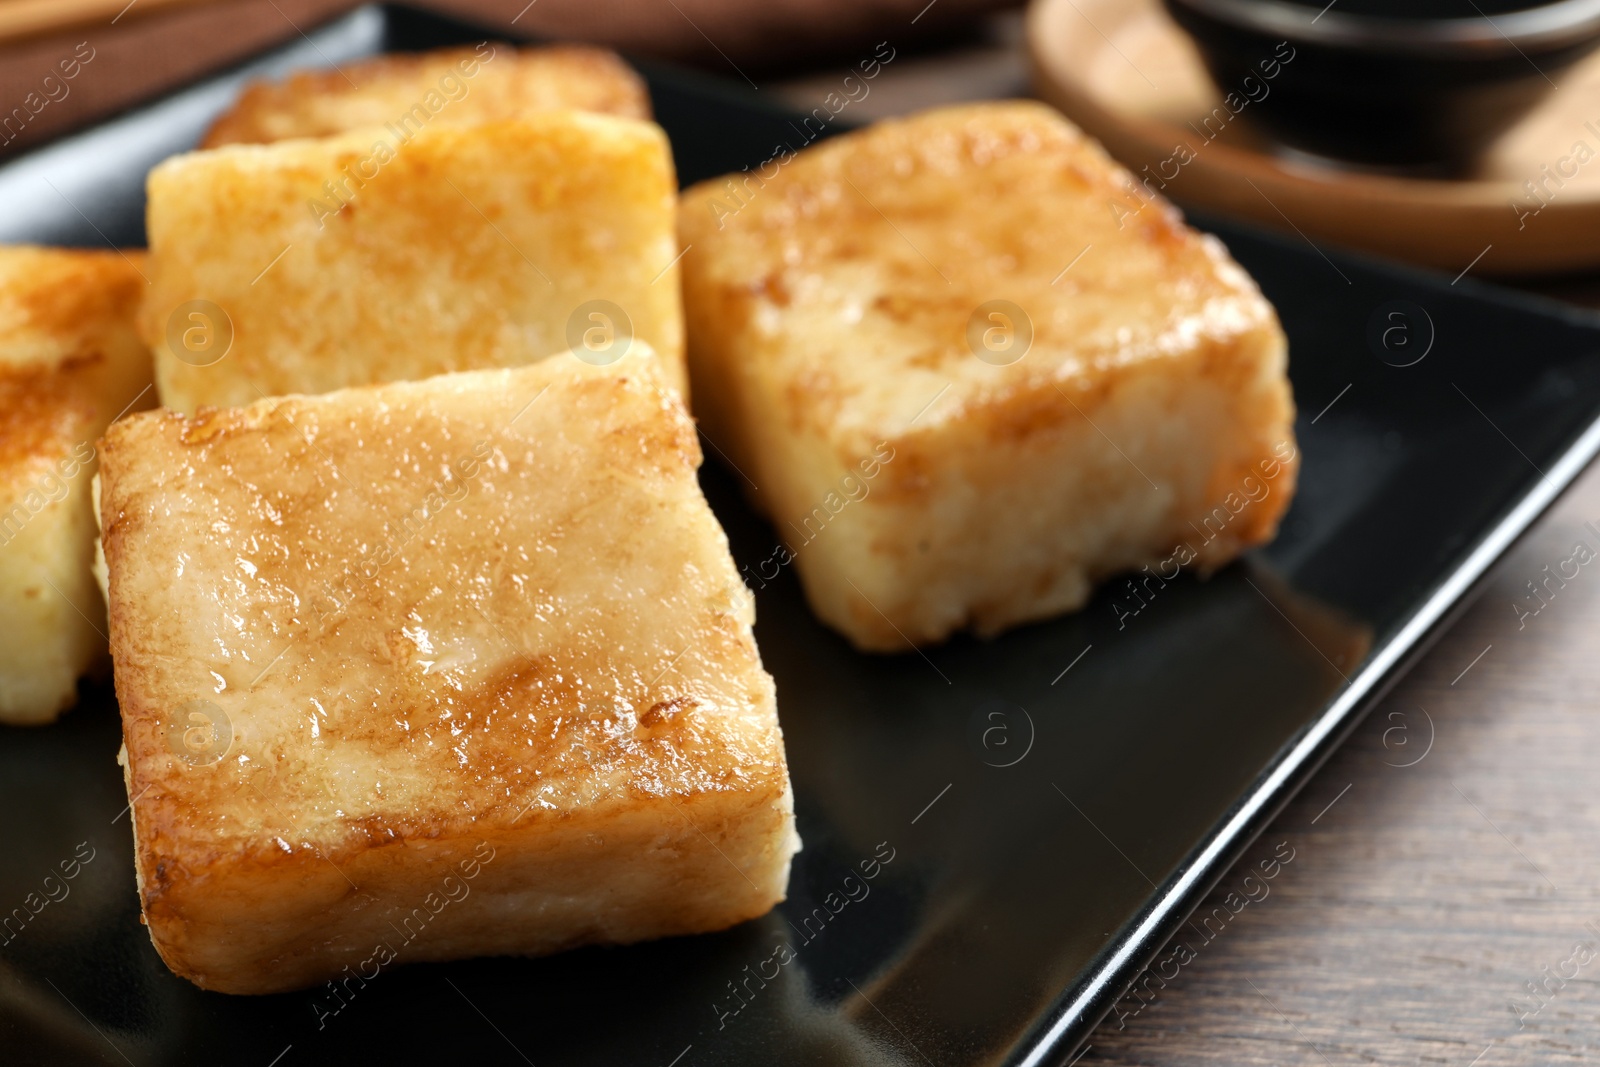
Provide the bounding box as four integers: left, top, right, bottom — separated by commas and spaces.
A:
678, 102, 1297, 649
98, 359, 792, 990
145, 113, 684, 410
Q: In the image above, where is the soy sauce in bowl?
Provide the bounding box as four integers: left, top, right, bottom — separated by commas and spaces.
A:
1162, 0, 1600, 167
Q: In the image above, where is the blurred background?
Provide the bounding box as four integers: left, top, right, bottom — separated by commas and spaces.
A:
10, 0, 1600, 305
0, 0, 1028, 154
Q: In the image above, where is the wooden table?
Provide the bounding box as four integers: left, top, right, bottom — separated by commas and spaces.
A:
7, 2, 1598, 1062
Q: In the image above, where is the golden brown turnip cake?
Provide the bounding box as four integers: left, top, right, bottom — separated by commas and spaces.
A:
0, 246, 151, 724
98, 354, 795, 994
679, 101, 1297, 651
201, 43, 650, 148
143, 110, 684, 413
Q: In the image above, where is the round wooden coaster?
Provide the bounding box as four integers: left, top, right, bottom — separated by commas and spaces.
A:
1027, 0, 1600, 277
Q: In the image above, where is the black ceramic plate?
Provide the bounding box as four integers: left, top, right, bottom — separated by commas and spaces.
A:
7, 7, 1600, 1066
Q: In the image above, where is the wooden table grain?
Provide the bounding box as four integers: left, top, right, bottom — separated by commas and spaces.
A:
7, 3, 1599, 1064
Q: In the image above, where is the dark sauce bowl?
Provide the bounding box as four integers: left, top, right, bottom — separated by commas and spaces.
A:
1161, 0, 1600, 168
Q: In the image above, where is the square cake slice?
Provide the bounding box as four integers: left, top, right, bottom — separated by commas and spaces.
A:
679, 102, 1298, 651
98, 354, 795, 994
200, 43, 650, 148
0, 246, 151, 724
143, 110, 684, 413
